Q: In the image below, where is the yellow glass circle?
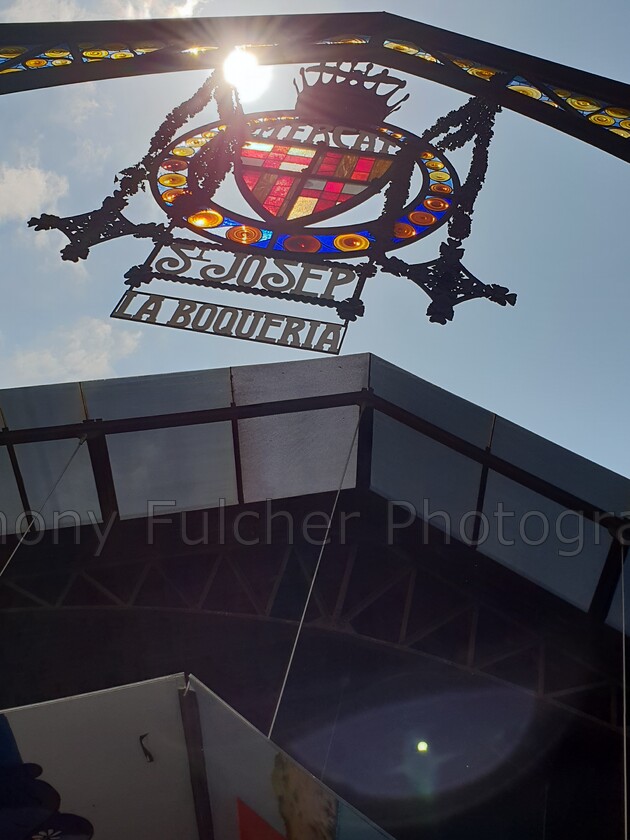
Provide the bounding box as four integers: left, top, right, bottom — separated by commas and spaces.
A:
469, 67, 495, 79
333, 233, 370, 252
188, 210, 223, 228
0, 67, 21, 73
45, 49, 70, 58
606, 107, 630, 119
610, 128, 630, 138
425, 160, 444, 170
567, 97, 600, 112
386, 42, 418, 55
0, 46, 25, 58
52, 58, 72, 65
161, 188, 187, 203
588, 113, 615, 126
409, 211, 437, 226
619, 120, 630, 130
103, 43, 127, 51
430, 171, 451, 182
393, 222, 416, 239
420, 151, 434, 160
25, 58, 48, 68
111, 51, 133, 59
83, 49, 108, 59
423, 197, 450, 212
185, 136, 206, 147
227, 225, 262, 245
158, 173, 187, 188
134, 42, 163, 51
202, 131, 217, 138
554, 89, 571, 98
172, 146, 195, 157
510, 84, 542, 99
430, 183, 452, 195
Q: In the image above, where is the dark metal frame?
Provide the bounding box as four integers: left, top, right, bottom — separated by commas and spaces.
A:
1, 13, 629, 162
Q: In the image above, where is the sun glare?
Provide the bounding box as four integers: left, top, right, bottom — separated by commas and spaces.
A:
223, 48, 272, 103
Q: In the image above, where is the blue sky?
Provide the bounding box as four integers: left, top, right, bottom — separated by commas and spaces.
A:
0, 0, 629, 477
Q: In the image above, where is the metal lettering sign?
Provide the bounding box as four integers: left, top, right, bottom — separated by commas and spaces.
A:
31, 60, 518, 352
112, 290, 345, 354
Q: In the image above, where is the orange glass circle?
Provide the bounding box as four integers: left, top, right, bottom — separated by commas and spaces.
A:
83, 49, 108, 58
333, 234, 370, 252
606, 107, 630, 119
420, 151, 434, 160
188, 210, 223, 228
227, 225, 262, 245
161, 188, 188, 203
423, 197, 450, 212
409, 211, 437, 226
161, 158, 188, 172
469, 67, 495, 79
25, 58, 48, 68
426, 160, 444, 170
430, 183, 452, 195
284, 235, 321, 253
430, 171, 451, 182
158, 173, 187, 188
393, 223, 416, 239
171, 146, 195, 157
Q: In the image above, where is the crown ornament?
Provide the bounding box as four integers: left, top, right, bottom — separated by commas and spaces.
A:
294, 62, 409, 125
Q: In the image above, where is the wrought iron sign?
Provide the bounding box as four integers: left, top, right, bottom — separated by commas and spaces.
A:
30, 59, 518, 354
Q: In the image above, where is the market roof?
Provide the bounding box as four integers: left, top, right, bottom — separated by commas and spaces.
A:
0, 353, 628, 633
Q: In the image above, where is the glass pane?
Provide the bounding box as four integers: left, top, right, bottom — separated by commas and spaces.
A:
238, 406, 359, 503
369, 356, 494, 447
481, 470, 610, 610
82, 368, 232, 420
14, 439, 102, 529
491, 418, 630, 514
606, 553, 629, 634
0, 382, 86, 429
232, 354, 368, 405
371, 410, 483, 539
107, 422, 238, 518
0, 446, 24, 535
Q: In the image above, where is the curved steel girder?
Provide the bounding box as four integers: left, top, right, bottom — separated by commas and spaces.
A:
0, 12, 629, 162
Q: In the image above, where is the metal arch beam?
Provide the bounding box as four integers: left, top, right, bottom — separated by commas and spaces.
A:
0, 13, 629, 162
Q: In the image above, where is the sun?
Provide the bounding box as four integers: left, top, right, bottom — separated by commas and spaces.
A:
223, 48, 272, 103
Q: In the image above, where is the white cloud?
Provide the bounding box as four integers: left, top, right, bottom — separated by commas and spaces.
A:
0, 0, 211, 22
0, 163, 68, 223
1, 317, 141, 386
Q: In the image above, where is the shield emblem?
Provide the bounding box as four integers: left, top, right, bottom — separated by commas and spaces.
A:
235, 123, 397, 225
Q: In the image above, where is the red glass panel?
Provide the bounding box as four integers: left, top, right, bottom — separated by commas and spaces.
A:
242, 172, 259, 190
355, 157, 375, 171
315, 199, 336, 212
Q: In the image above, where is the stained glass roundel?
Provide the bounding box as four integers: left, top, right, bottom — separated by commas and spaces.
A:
151, 111, 459, 260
